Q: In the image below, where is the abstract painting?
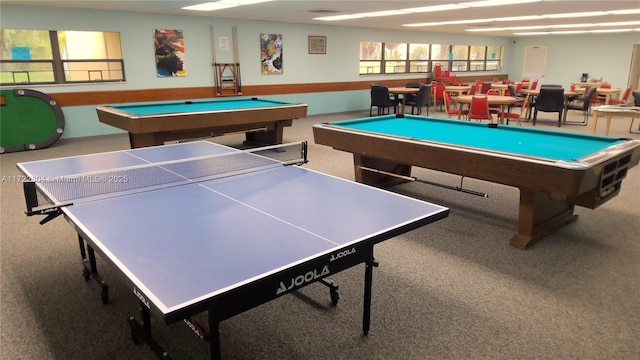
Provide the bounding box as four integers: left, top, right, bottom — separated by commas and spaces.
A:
260, 33, 282, 75
154, 29, 186, 77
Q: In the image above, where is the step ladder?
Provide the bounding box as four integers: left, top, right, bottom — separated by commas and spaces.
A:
214, 63, 242, 96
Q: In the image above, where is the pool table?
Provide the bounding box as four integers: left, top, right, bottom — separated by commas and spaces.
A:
313, 114, 640, 249
97, 97, 307, 148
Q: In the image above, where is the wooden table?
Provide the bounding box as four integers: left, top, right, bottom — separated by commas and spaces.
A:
388, 87, 420, 113
572, 82, 602, 89
490, 83, 510, 95
452, 95, 523, 124
445, 85, 471, 96
575, 87, 621, 105
590, 105, 640, 136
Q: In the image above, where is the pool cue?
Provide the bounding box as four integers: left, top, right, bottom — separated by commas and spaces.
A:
210, 25, 219, 95
232, 26, 242, 94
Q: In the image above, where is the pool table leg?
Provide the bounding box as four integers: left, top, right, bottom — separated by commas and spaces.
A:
511, 189, 579, 249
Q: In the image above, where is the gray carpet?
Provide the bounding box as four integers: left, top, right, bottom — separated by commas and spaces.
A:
1, 107, 639, 360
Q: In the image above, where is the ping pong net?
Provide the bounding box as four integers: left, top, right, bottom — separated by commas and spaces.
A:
23, 141, 307, 224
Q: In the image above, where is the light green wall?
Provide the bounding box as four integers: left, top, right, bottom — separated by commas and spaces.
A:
1, 4, 638, 139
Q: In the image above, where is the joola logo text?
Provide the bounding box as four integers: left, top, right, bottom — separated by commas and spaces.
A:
276, 266, 330, 295
330, 247, 356, 261
133, 287, 150, 309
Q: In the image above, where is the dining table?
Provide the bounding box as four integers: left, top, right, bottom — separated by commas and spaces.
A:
490, 83, 510, 95
590, 105, 640, 136
452, 95, 523, 124
388, 87, 420, 113
445, 85, 471, 96
574, 87, 621, 105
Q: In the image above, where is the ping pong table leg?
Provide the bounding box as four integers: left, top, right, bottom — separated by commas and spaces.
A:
208, 313, 222, 360
128, 302, 171, 359
78, 235, 109, 304
362, 246, 378, 335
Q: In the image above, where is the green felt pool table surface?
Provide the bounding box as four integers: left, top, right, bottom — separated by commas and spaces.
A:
313, 113, 640, 249
109, 98, 295, 117
330, 115, 624, 163
96, 97, 308, 148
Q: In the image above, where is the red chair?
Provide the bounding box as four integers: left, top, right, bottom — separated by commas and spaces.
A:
586, 86, 602, 107
514, 82, 523, 94
468, 83, 478, 95
433, 82, 446, 111
500, 94, 530, 126
443, 92, 468, 119
468, 95, 493, 122
610, 86, 632, 105
486, 89, 502, 115
530, 79, 539, 90
479, 82, 492, 94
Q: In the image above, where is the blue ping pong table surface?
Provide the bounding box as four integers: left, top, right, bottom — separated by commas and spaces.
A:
18, 141, 449, 320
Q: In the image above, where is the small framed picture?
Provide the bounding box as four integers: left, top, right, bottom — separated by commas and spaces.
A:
308, 36, 326, 54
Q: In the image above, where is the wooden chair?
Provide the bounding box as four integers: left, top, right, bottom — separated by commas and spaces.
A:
468, 95, 493, 122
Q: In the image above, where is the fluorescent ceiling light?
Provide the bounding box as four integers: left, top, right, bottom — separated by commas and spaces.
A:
447, 19, 492, 25
607, 9, 640, 15
492, 15, 544, 22
549, 23, 594, 29
182, 2, 237, 11
598, 21, 640, 27
402, 4, 469, 13
182, 0, 271, 11
403, 22, 443, 27
505, 25, 546, 30
354, 10, 410, 18
460, 0, 540, 8
465, 28, 506, 32
514, 32, 549, 35
544, 11, 607, 19
590, 29, 633, 33
314, 14, 365, 21
549, 30, 589, 34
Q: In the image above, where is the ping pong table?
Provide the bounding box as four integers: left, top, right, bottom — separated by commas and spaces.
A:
18, 140, 448, 359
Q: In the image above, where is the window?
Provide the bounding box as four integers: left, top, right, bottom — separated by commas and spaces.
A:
1, 29, 125, 85
408, 44, 429, 73
384, 42, 407, 74
359, 42, 382, 74
359, 42, 502, 76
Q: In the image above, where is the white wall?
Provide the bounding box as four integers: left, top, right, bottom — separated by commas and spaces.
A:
1, 4, 638, 139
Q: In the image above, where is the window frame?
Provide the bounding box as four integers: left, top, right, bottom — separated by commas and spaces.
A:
1, 29, 126, 86
359, 42, 503, 76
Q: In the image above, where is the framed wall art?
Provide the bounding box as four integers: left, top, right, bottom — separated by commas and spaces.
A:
308, 35, 326, 55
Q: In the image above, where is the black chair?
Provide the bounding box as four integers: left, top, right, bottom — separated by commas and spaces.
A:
403, 82, 422, 103
533, 87, 565, 127
564, 86, 597, 126
405, 84, 432, 116
631, 90, 640, 133
370, 85, 398, 116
